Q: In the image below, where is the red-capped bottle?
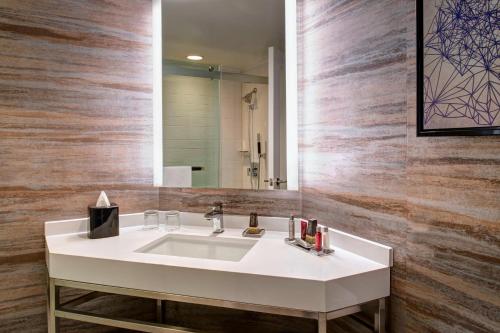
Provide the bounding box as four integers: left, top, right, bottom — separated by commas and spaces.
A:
300, 219, 308, 240
315, 226, 322, 252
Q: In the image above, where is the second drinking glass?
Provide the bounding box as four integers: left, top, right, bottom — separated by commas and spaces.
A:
162, 210, 180, 231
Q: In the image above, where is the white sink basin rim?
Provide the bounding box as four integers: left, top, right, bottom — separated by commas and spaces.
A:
136, 234, 257, 262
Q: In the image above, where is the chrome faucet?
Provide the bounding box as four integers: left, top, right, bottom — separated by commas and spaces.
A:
204, 202, 224, 233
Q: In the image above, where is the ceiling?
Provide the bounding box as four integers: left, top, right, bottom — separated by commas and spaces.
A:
162, 0, 285, 72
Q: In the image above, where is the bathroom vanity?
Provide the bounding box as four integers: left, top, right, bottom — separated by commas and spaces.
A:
45, 213, 392, 333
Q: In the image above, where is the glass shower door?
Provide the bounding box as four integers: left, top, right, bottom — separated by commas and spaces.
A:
163, 61, 220, 188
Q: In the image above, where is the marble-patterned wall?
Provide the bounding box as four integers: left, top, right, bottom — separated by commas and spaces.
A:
159, 188, 300, 217
0, 0, 158, 331
297, 0, 500, 332
2, 0, 498, 332
404, 1, 500, 331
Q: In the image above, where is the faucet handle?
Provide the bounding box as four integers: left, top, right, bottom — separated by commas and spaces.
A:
213, 201, 223, 212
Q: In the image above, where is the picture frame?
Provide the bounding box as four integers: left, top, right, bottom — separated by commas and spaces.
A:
416, 0, 500, 136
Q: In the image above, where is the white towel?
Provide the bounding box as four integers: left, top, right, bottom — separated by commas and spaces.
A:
163, 166, 192, 187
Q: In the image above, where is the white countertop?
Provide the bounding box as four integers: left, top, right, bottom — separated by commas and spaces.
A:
45, 212, 392, 313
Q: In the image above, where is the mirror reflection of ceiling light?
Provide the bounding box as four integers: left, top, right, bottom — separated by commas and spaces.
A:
186, 55, 203, 61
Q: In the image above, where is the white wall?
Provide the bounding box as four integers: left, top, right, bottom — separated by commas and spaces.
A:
242, 82, 268, 189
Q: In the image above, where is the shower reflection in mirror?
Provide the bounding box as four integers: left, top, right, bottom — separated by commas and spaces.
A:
160, 0, 287, 190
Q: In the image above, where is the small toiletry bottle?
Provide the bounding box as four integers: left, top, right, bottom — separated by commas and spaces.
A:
249, 212, 258, 228
306, 219, 317, 244
288, 214, 295, 240
315, 226, 323, 252
322, 226, 330, 251
300, 219, 308, 240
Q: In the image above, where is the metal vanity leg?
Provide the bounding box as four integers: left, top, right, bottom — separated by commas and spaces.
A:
156, 299, 167, 323
156, 299, 162, 323
47, 278, 59, 333
318, 312, 327, 333
374, 298, 386, 333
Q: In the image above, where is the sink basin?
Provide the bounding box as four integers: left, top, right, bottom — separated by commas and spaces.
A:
136, 234, 257, 262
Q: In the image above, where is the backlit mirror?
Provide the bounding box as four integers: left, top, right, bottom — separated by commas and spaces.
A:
154, 0, 297, 190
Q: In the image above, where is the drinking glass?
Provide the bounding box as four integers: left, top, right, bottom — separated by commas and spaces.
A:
164, 210, 180, 231
143, 210, 159, 230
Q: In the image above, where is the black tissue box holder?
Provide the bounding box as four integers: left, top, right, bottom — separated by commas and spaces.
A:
88, 204, 119, 239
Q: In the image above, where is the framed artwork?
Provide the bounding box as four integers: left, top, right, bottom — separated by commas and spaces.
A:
417, 0, 499, 136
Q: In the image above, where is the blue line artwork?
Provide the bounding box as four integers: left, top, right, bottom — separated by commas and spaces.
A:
424, 0, 499, 128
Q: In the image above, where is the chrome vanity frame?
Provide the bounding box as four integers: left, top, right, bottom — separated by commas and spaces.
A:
48, 278, 386, 333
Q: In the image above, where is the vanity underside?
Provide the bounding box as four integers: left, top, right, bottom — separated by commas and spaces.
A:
48, 278, 386, 333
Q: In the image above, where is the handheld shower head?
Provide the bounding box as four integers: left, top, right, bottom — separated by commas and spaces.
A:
243, 88, 258, 110
243, 88, 257, 104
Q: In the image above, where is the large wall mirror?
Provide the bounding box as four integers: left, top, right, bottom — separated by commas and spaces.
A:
152, 0, 297, 190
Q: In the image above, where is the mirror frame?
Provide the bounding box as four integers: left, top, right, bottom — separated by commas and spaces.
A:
151, 0, 298, 190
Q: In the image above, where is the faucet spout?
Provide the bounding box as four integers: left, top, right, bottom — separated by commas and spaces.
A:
205, 202, 224, 233
204, 211, 214, 219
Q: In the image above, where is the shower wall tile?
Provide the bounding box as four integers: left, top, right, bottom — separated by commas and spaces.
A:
163, 75, 220, 187
220, 79, 244, 188
0, 0, 158, 331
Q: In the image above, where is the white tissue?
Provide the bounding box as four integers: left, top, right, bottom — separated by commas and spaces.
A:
96, 191, 111, 208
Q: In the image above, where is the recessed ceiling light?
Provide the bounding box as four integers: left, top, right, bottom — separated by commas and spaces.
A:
186, 55, 203, 61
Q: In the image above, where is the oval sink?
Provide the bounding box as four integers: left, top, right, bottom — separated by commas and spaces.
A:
136, 234, 257, 262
